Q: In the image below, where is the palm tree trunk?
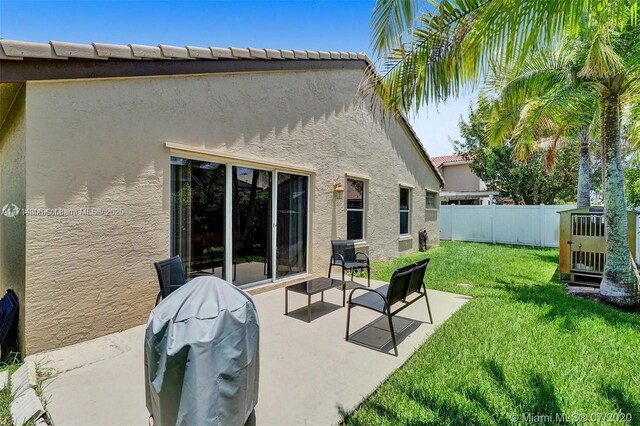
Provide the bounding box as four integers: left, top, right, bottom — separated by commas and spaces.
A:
599, 91, 638, 306
576, 129, 591, 208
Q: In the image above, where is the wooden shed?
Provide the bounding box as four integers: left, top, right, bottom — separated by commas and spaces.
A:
559, 207, 637, 286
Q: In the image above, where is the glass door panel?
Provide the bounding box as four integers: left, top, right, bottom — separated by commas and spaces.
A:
276, 173, 308, 278
170, 157, 225, 279
232, 166, 272, 286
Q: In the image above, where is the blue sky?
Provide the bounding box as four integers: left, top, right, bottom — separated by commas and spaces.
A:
0, 0, 474, 156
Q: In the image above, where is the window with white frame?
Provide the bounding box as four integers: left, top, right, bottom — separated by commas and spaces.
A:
346, 178, 365, 240
400, 187, 411, 235
425, 190, 438, 209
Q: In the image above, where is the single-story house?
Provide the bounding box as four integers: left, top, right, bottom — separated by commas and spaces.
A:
432, 154, 498, 205
0, 39, 444, 355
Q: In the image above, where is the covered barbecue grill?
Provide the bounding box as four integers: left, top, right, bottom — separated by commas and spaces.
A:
144, 275, 259, 426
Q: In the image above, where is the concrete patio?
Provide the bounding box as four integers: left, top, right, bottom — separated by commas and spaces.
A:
31, 277, 470, 425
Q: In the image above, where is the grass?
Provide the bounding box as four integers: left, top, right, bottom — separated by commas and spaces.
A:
345, 241, 640, 425
0, 353, 22, 426
0, 354, 52, 426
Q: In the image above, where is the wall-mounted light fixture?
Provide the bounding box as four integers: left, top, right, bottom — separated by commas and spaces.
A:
333, 181, 345, 200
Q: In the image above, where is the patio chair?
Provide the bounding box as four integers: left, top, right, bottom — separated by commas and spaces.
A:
345, 264, 414, 356
346, 258, 432, 356
328, 240, 370, 287
405, 258, 433, 324
153, 256, 212, 306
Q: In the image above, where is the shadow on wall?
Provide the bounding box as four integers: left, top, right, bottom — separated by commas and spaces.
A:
29, 70, 358, 208
368, 102, 440, 192
0, 85, 26, 351
28, 68, 438, 209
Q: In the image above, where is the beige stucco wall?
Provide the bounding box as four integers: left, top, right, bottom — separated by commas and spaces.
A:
441, 163, 484, 192
0, 85, 26, 351
22, 67, 440, 354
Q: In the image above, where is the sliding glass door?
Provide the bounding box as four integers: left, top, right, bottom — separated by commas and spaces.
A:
276, 173, 308, 278
232, 166, 272, 286
170, 157, 225, 278
171, 157, 308, 287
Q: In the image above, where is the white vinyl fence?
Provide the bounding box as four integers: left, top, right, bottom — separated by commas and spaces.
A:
440, 205, 576, 248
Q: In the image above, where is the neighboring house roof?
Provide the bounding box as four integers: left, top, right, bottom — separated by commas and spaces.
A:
0, 39, 444, 186
431, 154, 469, 168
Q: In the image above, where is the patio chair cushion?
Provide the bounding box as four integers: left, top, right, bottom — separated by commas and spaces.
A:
350, 285, 389, 313
343, 261, 368, 269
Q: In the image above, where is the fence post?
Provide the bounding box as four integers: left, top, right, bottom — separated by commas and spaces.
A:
491, 204, 496, 244
450, 204, 455, 241
538, 204, 544, 247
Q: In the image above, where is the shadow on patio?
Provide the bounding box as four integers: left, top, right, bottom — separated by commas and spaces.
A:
35, 277, 470, 425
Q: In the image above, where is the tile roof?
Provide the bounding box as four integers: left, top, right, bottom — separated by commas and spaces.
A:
0, 39, 369, 62
431, 154, 467, 168
0, 38, 444, 187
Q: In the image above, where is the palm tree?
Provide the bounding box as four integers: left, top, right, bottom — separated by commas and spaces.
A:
480, 41, 600, 208
367, 0, 640, 305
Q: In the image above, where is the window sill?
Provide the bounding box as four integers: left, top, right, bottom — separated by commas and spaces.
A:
354, 240, 369, 248
425, 208, 439, 212
398, 235, 413, 241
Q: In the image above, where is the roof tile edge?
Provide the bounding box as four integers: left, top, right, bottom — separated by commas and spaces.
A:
0, 39, 370, 62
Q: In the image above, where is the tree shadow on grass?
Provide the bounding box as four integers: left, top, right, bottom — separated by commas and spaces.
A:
344, 359, 571, 425
497, 281, 640, 333
600, 383, 640, 426
429, 360, 571, 426
481, 360, 567, 425
532, 251, 560, 265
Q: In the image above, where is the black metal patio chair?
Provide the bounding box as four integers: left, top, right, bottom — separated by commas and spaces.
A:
346, 259, 432, 356
153, 256, 212, 305
328, 239, 370, 287
346, 264, 413, 356
404, 258, 433, 323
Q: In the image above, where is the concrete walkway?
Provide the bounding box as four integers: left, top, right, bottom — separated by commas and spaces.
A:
32, 278, 470, 425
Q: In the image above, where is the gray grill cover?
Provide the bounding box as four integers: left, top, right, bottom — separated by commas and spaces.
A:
145, 276, 259, 426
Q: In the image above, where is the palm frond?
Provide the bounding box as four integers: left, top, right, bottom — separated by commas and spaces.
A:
370, 0, 425, 54
579, 34, 626, 79
369, 0, 639, 113
625, 78, 640, 149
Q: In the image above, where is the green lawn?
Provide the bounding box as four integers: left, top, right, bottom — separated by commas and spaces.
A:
0, 353, 21, 426
345, 241, 640, 425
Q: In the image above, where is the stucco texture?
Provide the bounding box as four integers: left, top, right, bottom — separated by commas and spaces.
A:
0, 85, 26, 351
21, 67, 440, 353
441, 163, 485, 192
